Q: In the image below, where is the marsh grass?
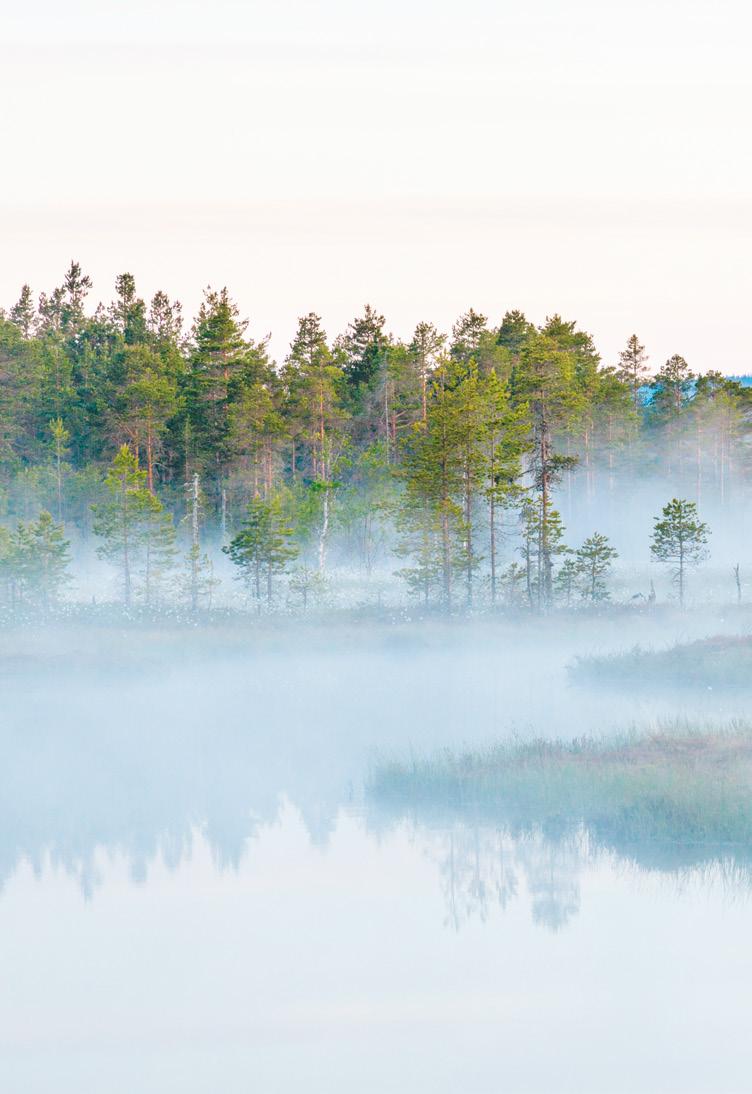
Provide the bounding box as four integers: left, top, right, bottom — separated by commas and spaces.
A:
369, 723, 752, 871
570, 635, 752, 691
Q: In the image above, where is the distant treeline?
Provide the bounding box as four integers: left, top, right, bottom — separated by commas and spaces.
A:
0, 262, 747, 613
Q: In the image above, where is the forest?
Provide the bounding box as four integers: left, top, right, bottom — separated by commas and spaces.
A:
0, 260, 748, 617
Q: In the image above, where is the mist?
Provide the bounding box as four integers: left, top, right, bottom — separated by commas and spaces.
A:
2, 600, 752, 1091
5, 276, 752, 1091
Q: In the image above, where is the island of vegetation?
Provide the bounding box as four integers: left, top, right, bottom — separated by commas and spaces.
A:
369, 725, 752, 871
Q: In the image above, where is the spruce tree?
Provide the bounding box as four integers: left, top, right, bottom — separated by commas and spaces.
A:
9, 285, 36, 339
187, 287, 253, 490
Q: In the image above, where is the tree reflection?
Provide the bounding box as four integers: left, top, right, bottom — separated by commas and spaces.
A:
421, 823, 581, 931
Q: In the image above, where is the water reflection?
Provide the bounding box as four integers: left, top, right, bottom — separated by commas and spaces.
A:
2, 698, 751, 928
382, 822, 585, 932
4, 619, 752, 917
365, 807, 752, 932
431, 826, 581, 932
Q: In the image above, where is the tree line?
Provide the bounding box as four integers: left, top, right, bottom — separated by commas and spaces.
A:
0, 262, 742, 613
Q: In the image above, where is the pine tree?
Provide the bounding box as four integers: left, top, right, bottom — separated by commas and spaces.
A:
398, 358, 467, 609
223, 495, 298, 608
0, 525, 16, 608
115, 346, 180, 492
496, 310, 534, 357
111, 273, 147, 345
289, 564, 326, 611
616, 334, 649, 410
49, 417, 70, 521
651, 355, 693, 420
512, 333, 578, 607
687, 372, 744, 507
138, 492, 177, 607
499, 560, 528, 609
650, 498, 709, 608
649, 355, 694, 480
336, 304, 387, 392
393, 501, 445, 606
12, 510, 71, 610
409, 322, 445, 422
554, 555, 579, 607
228, 381, 284, 501
0, 318, 37, 466
450, 309, 488, 369
518, 492, 568, 611
92, 445, 153, 606
283, 314, 346, 570
336, 443, 394, 575
148, 290, 183, 351
482, 371, 529, 603
283, 313, 344, 481
574, 532, 618, 602
60, 261, 92, 334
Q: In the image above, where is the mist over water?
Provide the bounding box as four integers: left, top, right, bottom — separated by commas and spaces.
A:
2, 608, 752, 1092
4, 608, 752, 897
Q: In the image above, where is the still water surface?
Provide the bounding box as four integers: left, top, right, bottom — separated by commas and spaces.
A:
2, 618, 752, 1093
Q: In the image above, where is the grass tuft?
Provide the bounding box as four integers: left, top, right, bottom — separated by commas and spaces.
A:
369, 722, 752, 871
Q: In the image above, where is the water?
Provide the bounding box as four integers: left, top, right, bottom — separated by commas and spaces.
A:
2, 617, 752, 1093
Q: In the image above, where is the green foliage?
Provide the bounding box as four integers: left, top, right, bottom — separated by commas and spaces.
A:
616, 334, 649, 409
179, 544, 219, 611
518, 493, 568, 611
223, 495, 298, 606
288, 564, 328, 611
139, 492, 177, 606
554, 555, 579, 607
574, 532, 618, 602
650, 498, 710, 607
92, 445, 159, 606
0, 510, 71, 611
283, 312, 346, 484
0, 266, 747, 614
336, 303, 388, 395
650, 355, 693, 422
335, 443, 396, 575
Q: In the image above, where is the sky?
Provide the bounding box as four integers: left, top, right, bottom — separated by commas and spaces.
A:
1, 0, 750, 369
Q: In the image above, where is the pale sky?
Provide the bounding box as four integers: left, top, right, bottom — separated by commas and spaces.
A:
1, 0, 750, 369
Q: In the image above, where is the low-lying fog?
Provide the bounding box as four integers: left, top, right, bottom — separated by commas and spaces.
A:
3, 610, 752, 1093
1, 608, 750, 894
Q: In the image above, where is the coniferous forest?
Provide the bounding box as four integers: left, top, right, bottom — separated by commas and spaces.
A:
0, 261, 748, 617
